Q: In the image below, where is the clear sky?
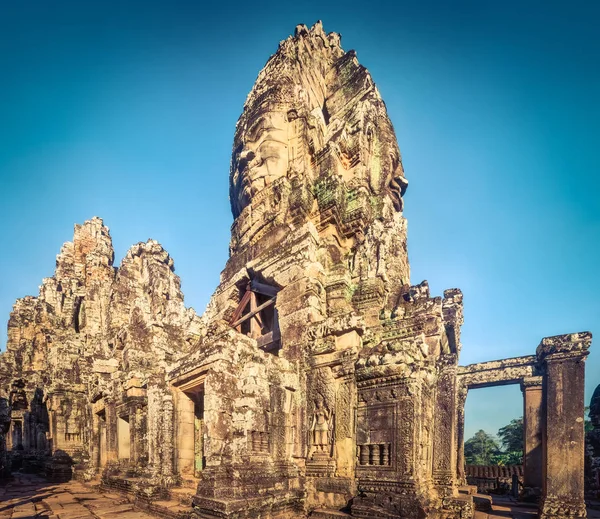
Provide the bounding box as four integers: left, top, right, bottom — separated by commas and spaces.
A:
1, 0, 598, 441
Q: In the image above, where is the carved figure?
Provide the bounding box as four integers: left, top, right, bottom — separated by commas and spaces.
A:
229, 21, 407, 246
310, 395, 331, 456
231, 109, 292, 218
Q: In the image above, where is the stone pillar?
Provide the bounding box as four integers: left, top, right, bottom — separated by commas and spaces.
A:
161, 394, 174, 478
433, 354, 458, 494
105, 399, 118, 462
147, 384, 161, 477
521, 376, 543, 490
537, 332, 591, 519
130, 404, 143, 466
128, 404, 136, 463
0, 396, 9, 477
175, 390, 195, 476
90, 411, 99, 471
0, 397, 9, 477
455, 384, 467, 485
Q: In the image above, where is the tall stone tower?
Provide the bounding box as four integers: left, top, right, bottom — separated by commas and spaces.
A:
182, 21, 466, 519
0, 20, 473, 519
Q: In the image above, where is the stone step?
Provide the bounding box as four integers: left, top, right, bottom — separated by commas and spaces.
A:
310, 509, 351, 519
143, 500, 193, 519
94, 504, 135, 518
458, 485, 478, 495
472, 493, 493, 512
179, 478, 199, 491
168, 488, 195, 506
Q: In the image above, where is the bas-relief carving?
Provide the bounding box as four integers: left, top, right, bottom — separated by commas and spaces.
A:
310, 395, 332, 457
307, 367, 336, 459
335, 380, 352, 440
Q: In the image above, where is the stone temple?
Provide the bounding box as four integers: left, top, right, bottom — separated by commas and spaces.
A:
0, 22, 592, 519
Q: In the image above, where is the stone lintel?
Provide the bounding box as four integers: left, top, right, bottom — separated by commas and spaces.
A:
521, 375, 543, 391
536, 332, 592, 363
457, 355, 536, 389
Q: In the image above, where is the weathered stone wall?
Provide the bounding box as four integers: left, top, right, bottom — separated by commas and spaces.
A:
0, 217, 202, 479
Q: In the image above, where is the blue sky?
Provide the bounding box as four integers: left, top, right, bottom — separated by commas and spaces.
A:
0, 0, 598, 441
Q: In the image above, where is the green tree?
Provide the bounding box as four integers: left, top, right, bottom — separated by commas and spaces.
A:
464, 429, 501, 465
496, 417, 523, 465
498, 417, 523, 451
585, 406, 593, 433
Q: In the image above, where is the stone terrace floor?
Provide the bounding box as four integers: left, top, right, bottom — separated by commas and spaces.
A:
0, 474, 155, 519
2, 474, 600, 519
475, 495, 600, 519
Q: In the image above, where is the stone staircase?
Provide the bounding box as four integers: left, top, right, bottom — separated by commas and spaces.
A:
457, 486, 492, 512
458, 485, 478, 495
99, 474, 198, 519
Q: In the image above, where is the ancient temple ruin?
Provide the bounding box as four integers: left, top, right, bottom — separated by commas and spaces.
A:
0, 22, 592, 519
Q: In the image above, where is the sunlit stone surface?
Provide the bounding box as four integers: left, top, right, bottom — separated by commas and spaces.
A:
0, 21, 591, 519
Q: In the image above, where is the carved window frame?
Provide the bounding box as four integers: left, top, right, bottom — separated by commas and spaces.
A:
230, 278, 281, 353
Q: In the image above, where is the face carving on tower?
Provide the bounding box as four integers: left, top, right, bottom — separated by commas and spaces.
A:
229, 22, 408, 239
231, 109, 290, 217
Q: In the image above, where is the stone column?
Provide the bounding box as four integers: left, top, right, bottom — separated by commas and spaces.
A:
433, 354, 458, 494
105, 399, 118, 462
161, 394, 174, 478
537, 332, 591, 519
521, 376, 543, 490
455, 384, 468, 485
146, 384, 161, 477
175, 390, 195, 476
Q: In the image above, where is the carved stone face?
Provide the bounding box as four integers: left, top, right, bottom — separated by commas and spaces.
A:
231, 110, 290, 218
229, 23, 408, 238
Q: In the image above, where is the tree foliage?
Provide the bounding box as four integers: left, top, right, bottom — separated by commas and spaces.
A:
464, 429, 501, 465
498, 417, 524, 452
585, 406, 593, 433
465, 416, 524, 466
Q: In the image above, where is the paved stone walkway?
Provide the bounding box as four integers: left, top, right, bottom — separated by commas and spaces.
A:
3, 475, 600, 519
474, 495, 600, 519
0, 474, 153, 519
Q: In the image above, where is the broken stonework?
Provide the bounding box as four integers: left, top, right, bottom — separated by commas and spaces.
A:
0, 21, 592, 519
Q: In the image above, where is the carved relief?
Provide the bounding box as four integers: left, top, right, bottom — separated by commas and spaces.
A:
307, 367, 336, 459
335, 379, 352, 440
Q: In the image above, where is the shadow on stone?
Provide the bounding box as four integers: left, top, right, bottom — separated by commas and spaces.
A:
44, 449, 74, 483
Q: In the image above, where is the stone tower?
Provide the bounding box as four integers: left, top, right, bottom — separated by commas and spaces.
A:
0, 20, 591, 519
182, 21, 466, 518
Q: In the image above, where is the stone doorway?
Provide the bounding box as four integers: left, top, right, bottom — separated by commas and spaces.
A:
174, 380, 205, 479
117, 414, 130, 461
191, 392, 204, 478
462, 385, 524, 492
457, 357, 543, 496
9, 419, 23, 450
97, 410, 107, 468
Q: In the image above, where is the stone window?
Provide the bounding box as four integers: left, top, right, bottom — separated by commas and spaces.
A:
230, 278, 280, 354
358, 443, 392, 466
